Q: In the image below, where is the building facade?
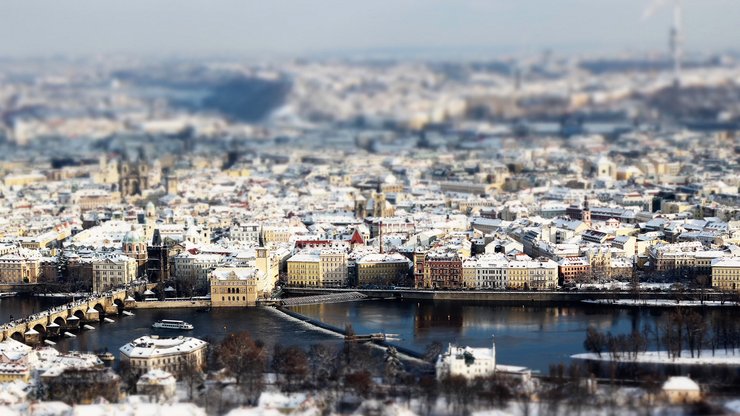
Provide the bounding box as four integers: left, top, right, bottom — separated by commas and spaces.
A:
119, 335, 207, 377
286, 249, 348, 287
209, 267, 259, 307
435, 340, 496, 380
356, 253, 410, 287
92, 254, 138, 293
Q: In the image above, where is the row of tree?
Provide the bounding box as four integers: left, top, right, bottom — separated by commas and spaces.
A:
584, 308, 740, 361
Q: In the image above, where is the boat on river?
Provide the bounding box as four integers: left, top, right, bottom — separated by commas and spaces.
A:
151, 319, 194, 330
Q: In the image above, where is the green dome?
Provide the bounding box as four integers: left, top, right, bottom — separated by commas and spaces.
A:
122, 227, 144, 244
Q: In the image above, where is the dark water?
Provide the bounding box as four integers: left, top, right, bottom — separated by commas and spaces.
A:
289, 300, 704, 372
1, 296, 733, 373
1, 296, 341, 360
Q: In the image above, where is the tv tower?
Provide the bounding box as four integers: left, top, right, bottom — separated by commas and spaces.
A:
643, 0, 683, 88
669, 0, 683, 88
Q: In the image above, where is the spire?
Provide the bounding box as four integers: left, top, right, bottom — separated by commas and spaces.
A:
152, 229, 162, 246
379, 219, 383, 254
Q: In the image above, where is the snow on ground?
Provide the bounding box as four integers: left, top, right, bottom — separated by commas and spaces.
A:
581, 299, 739, 307
725, 400, 740, 413
572, 349, 740, 365
576, 282, 674, 291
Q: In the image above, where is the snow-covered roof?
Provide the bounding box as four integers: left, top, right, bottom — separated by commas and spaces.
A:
662, 376, 700, 392
120, 335, 207, 359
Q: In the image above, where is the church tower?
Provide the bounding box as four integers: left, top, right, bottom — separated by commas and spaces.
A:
582, 196, 592, 227
122, 225, 148, 276
165, 173, 179, 195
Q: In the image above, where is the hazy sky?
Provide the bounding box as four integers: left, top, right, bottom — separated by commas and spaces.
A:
1, 0, 738, 58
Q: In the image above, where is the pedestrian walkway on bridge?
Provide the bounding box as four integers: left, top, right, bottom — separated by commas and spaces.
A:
271, 291, 368, 307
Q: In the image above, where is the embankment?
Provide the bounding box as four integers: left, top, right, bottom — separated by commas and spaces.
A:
132, 299, 211, 309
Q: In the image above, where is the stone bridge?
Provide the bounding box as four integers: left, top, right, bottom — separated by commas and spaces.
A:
1, 289, 137, 345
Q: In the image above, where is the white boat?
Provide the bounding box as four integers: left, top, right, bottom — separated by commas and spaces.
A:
103, 317, 115, 323
151, 319, 194, 330
122, 311, 134, 316
64, 332, 76, 338
83, 325, 95, 330
44, 339, 56, 346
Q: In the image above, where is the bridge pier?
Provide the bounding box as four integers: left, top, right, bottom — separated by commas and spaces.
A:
24, 328, 41, 345
65, 315, 80, 330
46, 322, 61, 338
84, 308, 100, 323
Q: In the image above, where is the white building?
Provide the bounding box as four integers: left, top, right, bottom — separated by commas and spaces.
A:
173, 252, 223, 288
119, 335, 207, 377
91, 254, 138, 293
136, 369, 177, 403
436, 339, 496, 380
463, 254, 509, 289
229, 222, 260, 245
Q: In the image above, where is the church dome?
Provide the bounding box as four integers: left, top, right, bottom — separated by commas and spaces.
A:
122, 226, 144, 244
146, 201, 156, 217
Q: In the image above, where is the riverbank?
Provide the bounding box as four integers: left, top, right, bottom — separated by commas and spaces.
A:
582, 299, 740, 307
572, 349, 740, 366
132, 299, 210, 309
284, 287, 738, 305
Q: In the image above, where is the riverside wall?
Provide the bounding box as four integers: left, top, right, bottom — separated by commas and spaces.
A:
132, 299, 211, 309
283, 287, 729, 304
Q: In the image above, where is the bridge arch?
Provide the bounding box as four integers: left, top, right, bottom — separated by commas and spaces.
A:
10, 331, 23, 342
114, 298, 124, 310
93, 303, 105, 316
73, 310, 86, 320
32, 324, 46, 336
53, 316, 66, 326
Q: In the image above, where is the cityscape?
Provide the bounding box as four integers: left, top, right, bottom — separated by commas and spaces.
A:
1, 1, 740, 415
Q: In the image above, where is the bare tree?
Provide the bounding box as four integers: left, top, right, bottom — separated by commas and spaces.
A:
684, 310, 707, 358
272, 345, 309, 391
308, 343, 339, 387
215, 332, 266, 399
439, 375, 469, 414
344, 370, 373, 398
423, 341, 443, 363
583, 326, 606, 357
418, 375, 439, 416
384, 346, 404, 387
181, 358, 205, 400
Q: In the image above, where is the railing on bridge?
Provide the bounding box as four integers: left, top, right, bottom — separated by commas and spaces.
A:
0, 283, 154, 343
278, 291, 368, 307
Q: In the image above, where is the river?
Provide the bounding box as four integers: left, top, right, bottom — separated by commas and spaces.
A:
0, 296, 732, 372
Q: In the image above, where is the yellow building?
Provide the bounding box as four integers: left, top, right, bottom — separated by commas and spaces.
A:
356, 253, 410, 287
3, 173, 46, 187
287, 249, 348, 287
0, 255, 41, 284
255, 247, 281, 296
711, 257, 740, 292
462, 259, 477, 289
210, 268, 259, 307
507, 258, 559, 290
0, 364, 30, 383
262, 226, 298, 245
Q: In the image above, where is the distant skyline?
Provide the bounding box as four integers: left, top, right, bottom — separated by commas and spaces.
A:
2, 0, 739, 59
